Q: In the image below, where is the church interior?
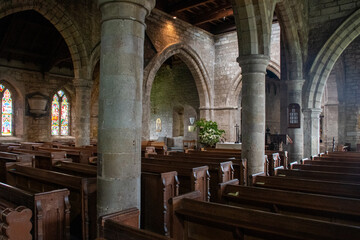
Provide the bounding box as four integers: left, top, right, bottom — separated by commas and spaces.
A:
0, 0, 360, 239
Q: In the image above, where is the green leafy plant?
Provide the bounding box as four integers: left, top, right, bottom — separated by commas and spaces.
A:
195, 119, 225, 148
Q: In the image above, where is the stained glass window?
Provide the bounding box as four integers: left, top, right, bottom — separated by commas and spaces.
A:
2, 89, 12, 136
51, 90, 69, 136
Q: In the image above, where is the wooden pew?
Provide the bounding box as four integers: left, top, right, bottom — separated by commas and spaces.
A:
142, 163, 209, 202
6, 164, 96, 240
0, 199, 32, 240
0, 153, 34, 182
141, 170, 178, 236
12, 148, 67, 170
20, 142, 44, 150
143, 157, 233, 201
168, 152, 247, 185
37, 146, 92, 164
303, 159, 360, 168
276, 169, 360, 184
104, 219, 169, 240
252, 175, 360, 199
219, 183, 360, 226
0, 182, 70, 240
292, 163, 360, 174
169, 193, 360, 240
53, 160, 97, 177
314, 155, 360, 162
98, 207, 140, 238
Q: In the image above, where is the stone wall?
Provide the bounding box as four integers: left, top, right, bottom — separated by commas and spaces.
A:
307, 0, 360, 71
0, 64, 75, 142
149, 60, 199, 146
342, 36, 360, 150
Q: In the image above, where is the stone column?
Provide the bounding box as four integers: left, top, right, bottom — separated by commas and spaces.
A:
303, 108, 322, 158
73, 78, 92, 147
238, 55, 269, 177
286, 80, 305, 162
97, 0, 155, 217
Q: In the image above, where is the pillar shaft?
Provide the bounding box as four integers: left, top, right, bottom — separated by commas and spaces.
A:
286, 80, 304, 162
74, 79, 92, 147
303, 108, 322, 158
238, 55, 269, 177
97, 0, 155, 217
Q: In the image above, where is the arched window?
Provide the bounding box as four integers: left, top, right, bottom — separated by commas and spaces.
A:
51, 90, 70, 136
0, 84, 13, 136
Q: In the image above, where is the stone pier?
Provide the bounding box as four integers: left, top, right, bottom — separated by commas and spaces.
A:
97, 0, 155, 217
73, 78, 92, 147
286, 80, 305, 162
238, 55, 269, 177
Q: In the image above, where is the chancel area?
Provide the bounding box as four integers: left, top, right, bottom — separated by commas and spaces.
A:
0, 0, 360, 239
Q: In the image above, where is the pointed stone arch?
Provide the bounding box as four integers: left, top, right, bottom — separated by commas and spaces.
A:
142, 43, 213, 139
0, 0, 89, 79
305, 8, 360, 110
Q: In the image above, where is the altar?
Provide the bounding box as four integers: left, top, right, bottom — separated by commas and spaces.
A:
215, 142, 242, 150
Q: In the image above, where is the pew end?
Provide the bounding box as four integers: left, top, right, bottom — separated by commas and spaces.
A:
98, 207, 140, 238
217, 179, 240, 203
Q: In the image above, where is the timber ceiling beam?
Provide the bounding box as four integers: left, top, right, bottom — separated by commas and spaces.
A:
193, 8, 233, 26
170, 0, 215, 15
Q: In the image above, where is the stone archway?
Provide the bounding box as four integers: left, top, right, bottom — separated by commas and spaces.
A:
305, 8, 360, 110
0, 0, 89, 79
142, 43, 213, 139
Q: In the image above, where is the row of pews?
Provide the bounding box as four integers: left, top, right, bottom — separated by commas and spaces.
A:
102, 149, 360, 240
2, 140, 360, 239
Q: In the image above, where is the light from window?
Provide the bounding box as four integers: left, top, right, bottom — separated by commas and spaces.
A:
1, 87, 12, 136
51, 90, 69, 136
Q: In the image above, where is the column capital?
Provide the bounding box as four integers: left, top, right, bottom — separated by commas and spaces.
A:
303, 108, 322, 119
98, 0, 155, 25
285, 79, 305, 90
237, 54, 270, 74
73, 78, 93, 89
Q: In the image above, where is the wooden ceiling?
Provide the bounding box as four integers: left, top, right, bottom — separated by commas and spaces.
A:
0, 10, 73, 73
156, 0, 236, 35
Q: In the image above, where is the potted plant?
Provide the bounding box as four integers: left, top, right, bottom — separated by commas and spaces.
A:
195, 119, 225, 149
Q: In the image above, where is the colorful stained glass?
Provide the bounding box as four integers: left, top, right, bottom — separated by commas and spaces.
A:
2, 89, 12, 136
0, 84, 4, 92
51, 94, 60, 135
58, 90, 64, 97
60, 95, 69, 135
51, 90, 70, 136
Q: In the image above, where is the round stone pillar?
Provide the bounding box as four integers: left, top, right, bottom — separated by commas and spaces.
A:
97, 0, 155, 217
286, 80, 305, 162
303, 108, 322, 158
238, 55, 269, 178
73, 79, 92, 147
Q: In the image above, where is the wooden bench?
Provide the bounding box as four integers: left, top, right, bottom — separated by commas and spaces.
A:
142, 163, 209, 202
314, 155, 360, 162
219, 183, 360, 226
0, 182, 70, 240
252, 175, 360, 199
98, 207, 140, 238
0, 154, 33, 182
6, 164, 96, 240
168, 152, 247, 185
37, 147, 92, 164
169, 191, 360, 240
143, 157, 233, 201
0, 199, 32, 240
141, 170, 178, 236
53, 160, 97, 177
276, 168, 360, 184
103, 219, 169, 240
303, 159, 360, 168
292, 163, 360, 174
12, 148, 67, 170
19, 142, 44, 150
